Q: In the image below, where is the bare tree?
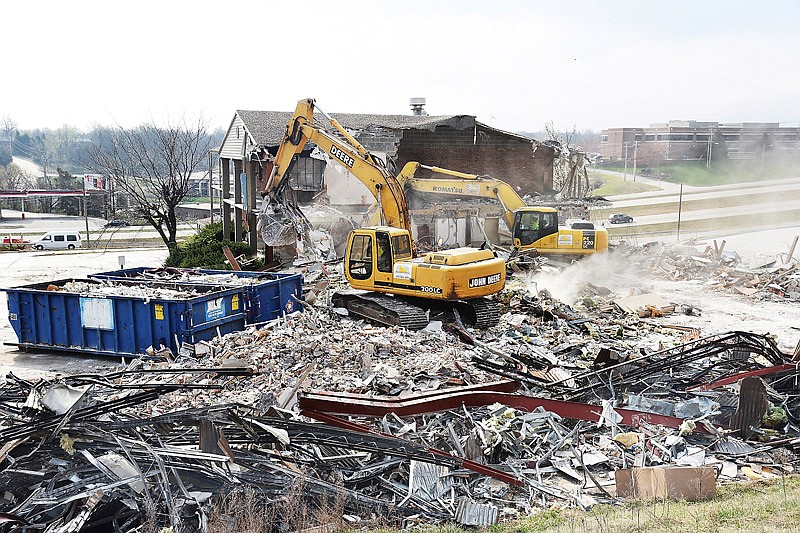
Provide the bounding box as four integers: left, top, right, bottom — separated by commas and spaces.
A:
1, 115, 17, 166
545, 122, 590, 198
0, 163, 32, 218
86, 117, 211, 250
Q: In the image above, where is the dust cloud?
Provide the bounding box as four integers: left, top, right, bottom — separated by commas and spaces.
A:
522, 251, 650, 305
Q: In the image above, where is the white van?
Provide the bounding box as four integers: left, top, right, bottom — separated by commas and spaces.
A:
32, 231, 82, 251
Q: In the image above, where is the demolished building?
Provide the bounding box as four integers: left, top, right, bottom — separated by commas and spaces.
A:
215, 103, 557, 257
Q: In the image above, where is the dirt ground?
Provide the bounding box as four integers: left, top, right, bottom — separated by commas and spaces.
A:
1, 227, 798, 381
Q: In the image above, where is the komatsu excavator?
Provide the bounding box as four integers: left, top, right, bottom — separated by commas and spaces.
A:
263, 98, 505, 329
391, 163, 609, 257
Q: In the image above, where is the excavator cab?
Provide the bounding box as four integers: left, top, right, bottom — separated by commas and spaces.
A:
346, 227, 413, 285
512, 208, 559, 247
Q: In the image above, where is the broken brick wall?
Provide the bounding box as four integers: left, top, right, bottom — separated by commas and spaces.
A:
397, 125, 555, 196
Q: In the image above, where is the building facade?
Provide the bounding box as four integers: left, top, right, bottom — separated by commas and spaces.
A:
600, 121, 800, 166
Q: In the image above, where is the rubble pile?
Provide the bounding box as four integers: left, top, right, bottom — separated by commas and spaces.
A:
100, 268, 280, 288
3, 252, 800, 531
54, 280, 206, 300
159, 312, 492, 409
615, 239, 800, 301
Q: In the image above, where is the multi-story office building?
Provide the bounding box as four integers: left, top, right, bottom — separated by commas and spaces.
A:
600, 121, 800, 166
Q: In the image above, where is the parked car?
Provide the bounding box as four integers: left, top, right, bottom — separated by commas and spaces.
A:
32, 231, 82, 250
608, 213, 634, 224
104, 219, 130, 228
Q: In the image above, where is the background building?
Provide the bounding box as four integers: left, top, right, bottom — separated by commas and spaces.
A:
600, 121, 800, 166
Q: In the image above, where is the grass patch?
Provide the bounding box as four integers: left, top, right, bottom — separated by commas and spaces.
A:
600, 160, 800, 187
490, 476, 800, 533
201, 476, 800, 533
589, 171, 659, 196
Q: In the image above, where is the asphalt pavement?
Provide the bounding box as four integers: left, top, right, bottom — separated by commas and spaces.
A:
0, 209, 199, 243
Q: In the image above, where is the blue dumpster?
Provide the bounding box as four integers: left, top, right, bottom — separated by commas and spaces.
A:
90, 268, 304, 324
3, 278, 247, 357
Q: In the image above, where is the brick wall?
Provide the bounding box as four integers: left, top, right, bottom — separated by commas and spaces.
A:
396, 125, 554, 196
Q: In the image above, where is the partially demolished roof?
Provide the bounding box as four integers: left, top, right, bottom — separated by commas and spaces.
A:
235, 109, 478, 147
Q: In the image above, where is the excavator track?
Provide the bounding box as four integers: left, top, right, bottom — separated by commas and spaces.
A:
456, 297, 500, 329
332, 292, 429, 330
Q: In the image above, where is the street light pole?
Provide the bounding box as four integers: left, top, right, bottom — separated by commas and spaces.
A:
706, 127, 713, 169
632, 141, 639, 182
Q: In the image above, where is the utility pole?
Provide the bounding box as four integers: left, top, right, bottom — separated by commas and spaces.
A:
208, 150, 214, 223
632, 141, 639, 182
623, 142, 629, 182
676, 183, 684, 241
83, 176, 90, 247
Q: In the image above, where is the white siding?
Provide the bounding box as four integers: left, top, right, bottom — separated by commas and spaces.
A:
219, 115, 247, 160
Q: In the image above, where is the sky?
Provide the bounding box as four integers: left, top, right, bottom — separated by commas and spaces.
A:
2, 0, 800, 134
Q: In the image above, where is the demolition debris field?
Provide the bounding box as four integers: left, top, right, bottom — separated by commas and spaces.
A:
1, 226, 800, 531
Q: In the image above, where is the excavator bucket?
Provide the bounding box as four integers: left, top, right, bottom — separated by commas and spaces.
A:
258, 200, 308, 247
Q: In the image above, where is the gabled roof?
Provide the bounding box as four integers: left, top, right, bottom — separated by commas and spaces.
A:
236, 110, 477, 147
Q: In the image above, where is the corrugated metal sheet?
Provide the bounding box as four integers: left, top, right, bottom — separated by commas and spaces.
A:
455, 497, 498, 526
408, 460, 452, 501
729, 376, 770, 440
713, 437, 759, 456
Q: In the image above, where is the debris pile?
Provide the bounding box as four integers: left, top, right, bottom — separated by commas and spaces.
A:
53, 279, 206, 300
94, 268, 284, 288
615, 238, 800, 301
3, 243, 800, 531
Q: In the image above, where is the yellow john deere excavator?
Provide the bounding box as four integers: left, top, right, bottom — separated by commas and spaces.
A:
390, 163, 609, 257
263, 98, 506, 329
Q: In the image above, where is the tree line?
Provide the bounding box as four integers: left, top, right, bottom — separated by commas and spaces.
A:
0, 114, 225, 250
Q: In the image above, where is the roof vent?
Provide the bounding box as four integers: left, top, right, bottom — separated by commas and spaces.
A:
410, 97, 428, 116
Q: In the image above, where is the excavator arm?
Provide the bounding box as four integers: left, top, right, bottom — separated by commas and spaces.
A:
266, 98, 412, 232
397, 163, 528, 230
384, 163, 609, 256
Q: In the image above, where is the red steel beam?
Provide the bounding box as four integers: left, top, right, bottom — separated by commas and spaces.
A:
300, 390, 713, 434
687, 363, 799, 392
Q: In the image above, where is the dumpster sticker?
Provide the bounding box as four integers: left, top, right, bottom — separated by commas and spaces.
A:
80, 298, 115, 330
154, 304, 164, 321
206, 298, 225, 321
232, 294, 240, 311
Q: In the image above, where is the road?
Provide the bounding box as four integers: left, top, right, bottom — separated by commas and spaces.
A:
598, 175, 800, 251
609, 176, 800, 208
0, 209, 200, 244
609, 198, 799, 226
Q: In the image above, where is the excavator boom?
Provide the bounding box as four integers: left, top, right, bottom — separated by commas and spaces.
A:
266, 98, 412, 232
